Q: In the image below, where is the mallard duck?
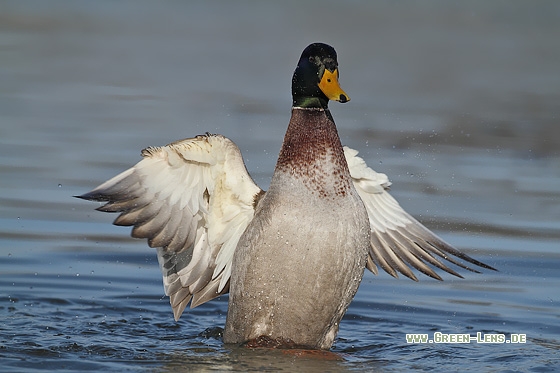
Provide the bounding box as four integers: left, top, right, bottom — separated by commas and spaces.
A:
77, 43, 495, 350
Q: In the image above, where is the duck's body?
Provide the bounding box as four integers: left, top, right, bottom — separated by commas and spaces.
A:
225, 107, 370, 348
78, 43, 495, 350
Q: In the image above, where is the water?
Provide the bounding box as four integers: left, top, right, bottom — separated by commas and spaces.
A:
1, 1, 559, 371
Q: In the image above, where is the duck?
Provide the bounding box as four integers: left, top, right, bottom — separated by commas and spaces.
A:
77, 42, 495, 350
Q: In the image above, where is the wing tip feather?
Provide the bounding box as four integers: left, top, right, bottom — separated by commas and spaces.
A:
75, 191, 107, 202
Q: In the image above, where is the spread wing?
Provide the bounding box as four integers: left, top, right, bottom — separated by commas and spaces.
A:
344, 146, 496, 281
77, 134, 263, 320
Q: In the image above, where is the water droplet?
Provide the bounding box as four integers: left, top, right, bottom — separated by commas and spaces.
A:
58, 184, 62, 188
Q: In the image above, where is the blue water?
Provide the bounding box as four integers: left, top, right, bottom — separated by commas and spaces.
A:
1, 1, 559, 371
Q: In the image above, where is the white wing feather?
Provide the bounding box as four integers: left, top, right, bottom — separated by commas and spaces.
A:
79, 134, 262, 320
344, 146, 495, 281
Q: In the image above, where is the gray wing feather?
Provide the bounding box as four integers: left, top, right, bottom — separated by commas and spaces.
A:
344, 146, 496, 281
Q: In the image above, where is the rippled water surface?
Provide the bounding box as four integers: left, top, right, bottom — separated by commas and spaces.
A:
1, 1, 559, 372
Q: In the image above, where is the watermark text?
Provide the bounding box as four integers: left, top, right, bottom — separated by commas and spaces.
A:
406, 332, 526, 344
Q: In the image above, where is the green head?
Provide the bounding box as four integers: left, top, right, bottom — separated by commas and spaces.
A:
291, 43, 350, 109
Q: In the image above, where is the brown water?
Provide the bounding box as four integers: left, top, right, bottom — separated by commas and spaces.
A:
1, 1, 559, 371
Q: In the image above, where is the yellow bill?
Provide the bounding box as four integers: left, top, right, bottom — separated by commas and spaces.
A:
318, 69, 350, 103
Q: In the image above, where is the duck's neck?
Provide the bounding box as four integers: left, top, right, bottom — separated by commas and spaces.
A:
273, 107, 353, 197
292, 96, 329, 109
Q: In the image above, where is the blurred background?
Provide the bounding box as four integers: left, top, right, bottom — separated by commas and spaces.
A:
1, 1, 559, 372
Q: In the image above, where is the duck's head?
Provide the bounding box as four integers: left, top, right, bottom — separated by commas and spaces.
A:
292, 43, 349, 109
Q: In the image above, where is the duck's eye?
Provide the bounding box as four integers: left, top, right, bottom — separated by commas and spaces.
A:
327, 79, 332, 83
308, 56, 321, 66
